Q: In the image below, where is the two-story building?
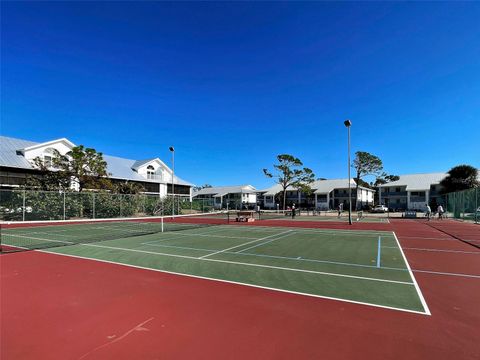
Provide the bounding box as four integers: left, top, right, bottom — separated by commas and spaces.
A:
258, 179, 375, 210
0, 136, 193, 199
313, 179, 374, 210
377, 173, 447, 211
192, 185, 257, 209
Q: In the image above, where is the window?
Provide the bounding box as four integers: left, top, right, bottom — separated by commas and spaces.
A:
146, 165, 155, 179
396, 187, 400, 193
43, 148, 56, 167
44, 155, 52, 167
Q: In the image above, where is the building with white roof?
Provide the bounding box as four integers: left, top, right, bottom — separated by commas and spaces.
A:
258, 179, 375, 210
0, 135, 193, 199
377, 172, 447, 210
193, 185, 257, 209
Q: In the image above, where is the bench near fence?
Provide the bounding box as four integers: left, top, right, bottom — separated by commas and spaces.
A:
236, 211, 255, 222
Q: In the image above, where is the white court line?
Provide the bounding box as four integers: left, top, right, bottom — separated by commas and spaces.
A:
383, 246, 480, 255
3, 233, 74, 245
83, 243, 414, 286
412, 269, 480, 279
236, 232, 294, 253
397, 236, 459, 241
4, 230, 72, 238
225, 224, 393, 236
162, 232, 260, 240
199, 230, 293, 259
39, 249, 429, 315
393, 232, 431, 315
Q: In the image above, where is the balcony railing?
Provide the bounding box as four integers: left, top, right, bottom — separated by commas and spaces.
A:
146, 174, 164, 181
382, 191, 407, 196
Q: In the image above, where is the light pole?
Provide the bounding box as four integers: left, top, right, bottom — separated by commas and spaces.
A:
169, 146, 175, 216
344, 120, 353, 225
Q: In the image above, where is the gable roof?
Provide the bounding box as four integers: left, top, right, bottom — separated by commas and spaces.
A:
131, 158, 159, 170
193, 185, 256, 197
312, 178, 359, 194
0, 135, 192, 186
19, 138, 75, 154
377, 173, 447, 191
258, 184, 297, 196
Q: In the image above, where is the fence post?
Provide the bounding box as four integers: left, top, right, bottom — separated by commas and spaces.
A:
22, 189, 26, 222
63, 191, 66, 220
453, 192, 456, 219
476, 188, 478, 224
92, 193, 96, 219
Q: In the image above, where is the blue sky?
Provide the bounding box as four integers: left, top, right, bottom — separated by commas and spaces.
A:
2, 2, 479, 188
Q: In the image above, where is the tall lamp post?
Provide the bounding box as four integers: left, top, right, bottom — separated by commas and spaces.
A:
344, 120, 353, 225
169, 146, 175, 216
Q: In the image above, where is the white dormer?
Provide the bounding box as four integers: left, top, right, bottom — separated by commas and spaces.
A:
18, 138, 76, 167
131, 158, 173, 182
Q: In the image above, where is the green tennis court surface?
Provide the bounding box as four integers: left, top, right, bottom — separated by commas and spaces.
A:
1, 221, 428, 314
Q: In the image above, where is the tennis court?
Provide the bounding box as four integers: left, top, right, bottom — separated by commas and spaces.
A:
1, 213, 428, 314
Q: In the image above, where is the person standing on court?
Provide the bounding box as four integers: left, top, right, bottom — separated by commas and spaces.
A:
437, 204, 444, 220
292, 203, 296, 219
425, 204, 432, 221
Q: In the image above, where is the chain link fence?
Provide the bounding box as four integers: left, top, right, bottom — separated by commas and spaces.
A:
0, 189, 214, 221
445, 187, 479, 223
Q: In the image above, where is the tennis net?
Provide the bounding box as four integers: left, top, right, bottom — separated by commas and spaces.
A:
258, 209, 299, 220
0, 211, 229, 252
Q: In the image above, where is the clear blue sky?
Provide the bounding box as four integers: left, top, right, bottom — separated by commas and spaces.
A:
2, 2, 479, 188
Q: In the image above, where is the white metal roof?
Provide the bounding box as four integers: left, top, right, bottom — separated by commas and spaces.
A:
312, 178, 359, 194
259, 184, 297, 196
377, 173, 447, 191
0, 136, 37, 169
193, 185, 256, 197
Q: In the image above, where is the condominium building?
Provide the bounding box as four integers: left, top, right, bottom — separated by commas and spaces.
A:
377, 173, 447, 211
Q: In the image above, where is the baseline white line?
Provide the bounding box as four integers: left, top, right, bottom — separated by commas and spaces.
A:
393, 232, 431, 316
38, 249, 429, 315
200, 230, 293, 259
83, 243, 414, 286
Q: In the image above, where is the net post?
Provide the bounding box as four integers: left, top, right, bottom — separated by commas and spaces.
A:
161, 217, 164, 232
92, 193, 96, 219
